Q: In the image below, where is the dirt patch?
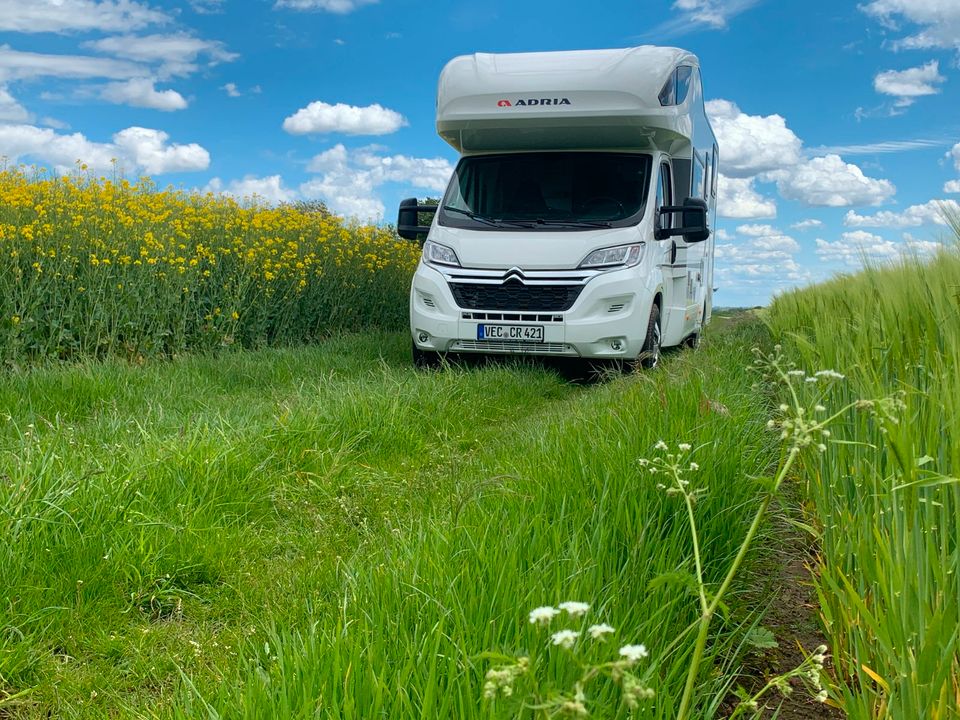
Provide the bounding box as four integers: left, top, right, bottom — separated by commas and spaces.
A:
727, 493, 843, 719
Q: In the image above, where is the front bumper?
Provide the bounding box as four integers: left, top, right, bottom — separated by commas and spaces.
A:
409, 262, 654, 359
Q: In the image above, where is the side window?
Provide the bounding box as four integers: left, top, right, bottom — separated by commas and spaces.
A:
692, 152, 705, 199
657, 161, 673, 229
704, 153, 711, 199
711, 143, 719, 198
675, 66, 693, 104
658, 72, 676, 106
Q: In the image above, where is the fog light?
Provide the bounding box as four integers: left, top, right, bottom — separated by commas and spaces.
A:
610, 339, 624, 351
418, 332, 429, 343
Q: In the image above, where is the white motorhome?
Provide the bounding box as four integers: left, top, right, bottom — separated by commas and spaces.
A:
398, 45, 718, 368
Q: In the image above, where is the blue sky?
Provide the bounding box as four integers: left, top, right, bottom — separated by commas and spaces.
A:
1, 0, 959, 306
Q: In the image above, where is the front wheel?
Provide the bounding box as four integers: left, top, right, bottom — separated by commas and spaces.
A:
637, 303, 661, 370
412, 341, 441, 370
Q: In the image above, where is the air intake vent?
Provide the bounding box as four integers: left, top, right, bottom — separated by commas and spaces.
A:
607, 302, 626, 313
449, 279, 582, 312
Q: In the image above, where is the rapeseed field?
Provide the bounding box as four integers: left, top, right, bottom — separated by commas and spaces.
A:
0, 167, 420, 363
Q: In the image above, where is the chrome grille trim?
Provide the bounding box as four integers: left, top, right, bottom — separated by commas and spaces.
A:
452, 340, 576, 355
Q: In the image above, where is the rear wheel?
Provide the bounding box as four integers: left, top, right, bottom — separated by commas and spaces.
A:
412, 341, 441, 370
638, 303, 661, 369
684, 306, 707, 350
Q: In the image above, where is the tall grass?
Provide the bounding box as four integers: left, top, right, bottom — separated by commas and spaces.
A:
0, 168, 419, 363
766, 229, 960, 718
1, 320, 780, 718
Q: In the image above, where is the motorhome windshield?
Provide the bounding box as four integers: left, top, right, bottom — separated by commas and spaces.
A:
438, 152, 652, 230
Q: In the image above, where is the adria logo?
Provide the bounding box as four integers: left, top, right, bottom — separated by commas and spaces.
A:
496, 98, 572, 107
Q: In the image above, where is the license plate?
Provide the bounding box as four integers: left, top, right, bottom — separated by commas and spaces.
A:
477, 324, 544, 342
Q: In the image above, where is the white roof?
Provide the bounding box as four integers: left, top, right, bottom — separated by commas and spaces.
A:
436, 46, 701, 153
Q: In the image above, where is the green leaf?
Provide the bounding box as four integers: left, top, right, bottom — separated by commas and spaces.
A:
744, 626, 779, 649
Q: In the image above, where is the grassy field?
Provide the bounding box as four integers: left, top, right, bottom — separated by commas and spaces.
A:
766, 234, 960, 719
3, 170, 957, 718
0, 317, 787, 718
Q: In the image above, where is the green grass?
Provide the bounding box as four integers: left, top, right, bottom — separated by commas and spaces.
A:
0, 319, 780, 718
766, 236, 960, 718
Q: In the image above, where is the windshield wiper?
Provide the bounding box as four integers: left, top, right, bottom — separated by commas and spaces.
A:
533, 219, 614, 228
441, 205, 502, 227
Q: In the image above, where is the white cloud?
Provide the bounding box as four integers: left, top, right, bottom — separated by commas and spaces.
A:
84, 33, 237, 79
716, 174, 776, 218
791, 218, 822, 230
643, 0, 760, 38
844, 199, 960, 227
283, 101, 406, 136
300, 143, 453, 220
948, 141, 960, 171
707, 98, 896, 213
861, 0, 960, 52
816, 229, 943, 266
190, 0, 225, 13
705, 99, 802, 178
772, 154, 895, 207
809, 138, 945, 155
0, 46, 144, 81
945, 180, 960, 193
0, 0, 169, 34
205, 175, 297, 205
112, 127, 209, 173
0, 123, 208, 175
0, 123, 117, 169
274, 0, 378, 13
100, 78, 187, 111
222, 82, 241, 97
714, 222, 810, 294
874, 61, 945, 108
0, 84, 30, 122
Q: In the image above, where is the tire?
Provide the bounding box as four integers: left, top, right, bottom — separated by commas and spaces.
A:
638, 303, 661, 370
684, 306, 707, 350
412, 341, 441, 370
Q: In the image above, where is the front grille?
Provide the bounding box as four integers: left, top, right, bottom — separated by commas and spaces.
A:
452, 340, 575, 355
449, 280, 583, 311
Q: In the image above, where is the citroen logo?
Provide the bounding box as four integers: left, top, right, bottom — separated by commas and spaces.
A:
503, 266, 526, 282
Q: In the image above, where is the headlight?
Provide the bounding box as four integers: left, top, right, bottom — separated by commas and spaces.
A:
423, 240, 461, 267
579, 243, 645, 269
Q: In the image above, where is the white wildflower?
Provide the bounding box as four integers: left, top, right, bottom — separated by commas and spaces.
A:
559, 601, 590, 617
815, 370, 845, 380
805, 377, 818, 383
654, 440, 668, 451
787, 369, 805, 376
814, 405, 826, 412
689, 462, 699, 471
779, 404, 789, 412
815, 690, 828, 702
551, 629, 580, 649
587, 623, 615, 639
678, 442, 692, 451
619, 644, 648, 662
529, 606, 560, 625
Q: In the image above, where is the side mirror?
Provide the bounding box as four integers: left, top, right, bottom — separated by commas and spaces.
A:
397, 198, 437, 241
654, 197, 710, 243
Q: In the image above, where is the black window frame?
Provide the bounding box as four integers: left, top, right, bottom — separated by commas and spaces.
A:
656, 160, 673, 231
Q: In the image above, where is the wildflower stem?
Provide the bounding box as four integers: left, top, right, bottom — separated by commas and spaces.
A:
676, 445, 801, 720
681, 478, 710, 614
